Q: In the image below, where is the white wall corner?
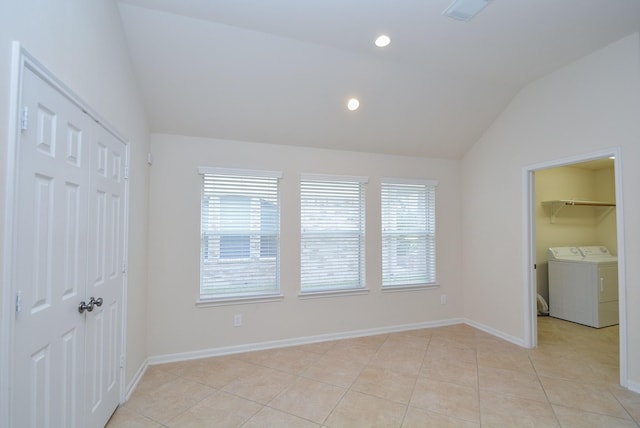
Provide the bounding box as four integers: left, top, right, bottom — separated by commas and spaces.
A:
124, 358, 149, 403
463, 318, 527, 348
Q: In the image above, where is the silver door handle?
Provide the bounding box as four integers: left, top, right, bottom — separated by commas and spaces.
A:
78, 297, 103, 313
78, 300, 94, 313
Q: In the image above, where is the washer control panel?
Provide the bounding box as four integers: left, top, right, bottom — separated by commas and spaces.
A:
578, 246, 611, 257
548, 247, 581, 260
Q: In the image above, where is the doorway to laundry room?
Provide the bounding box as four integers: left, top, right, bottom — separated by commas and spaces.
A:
525, 150, 627, 386
534, 157, 617, 324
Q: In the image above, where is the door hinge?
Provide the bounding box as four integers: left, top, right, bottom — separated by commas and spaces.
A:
122, 260, 127, 274
124, 164, 130, 180
20, 106, 28, 130
119, 354, 125, 368
15, 291, 22, 314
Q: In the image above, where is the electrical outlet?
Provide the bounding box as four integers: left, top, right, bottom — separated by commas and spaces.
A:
234, 314, 242, 327
440, 295, 447, 305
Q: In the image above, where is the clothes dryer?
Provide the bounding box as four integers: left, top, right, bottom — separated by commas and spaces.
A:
547, 246, 618, 328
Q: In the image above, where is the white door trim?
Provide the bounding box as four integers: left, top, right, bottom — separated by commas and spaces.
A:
0, 42, 130, 427
0, 41, 23, 428
522, 147, 627, 387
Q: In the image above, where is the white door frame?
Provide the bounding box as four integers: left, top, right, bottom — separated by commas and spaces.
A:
0, 42, 130, 427
522, 147, 628, 387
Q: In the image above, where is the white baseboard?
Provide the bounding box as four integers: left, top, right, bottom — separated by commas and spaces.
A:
463, 318, 526, 347
148, 318, 465, 365
626, 379, 640, 394
124, 359, 148, 402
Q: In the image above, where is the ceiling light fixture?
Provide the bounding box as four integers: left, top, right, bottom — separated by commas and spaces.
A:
374, 34, 391, 48
443, 0, 491, 21
347, 98, 360, 111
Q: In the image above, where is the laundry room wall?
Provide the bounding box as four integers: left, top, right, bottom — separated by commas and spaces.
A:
534, 164, 617, 302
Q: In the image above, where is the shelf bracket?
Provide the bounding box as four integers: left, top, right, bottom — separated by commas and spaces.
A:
549, 202, 563, 224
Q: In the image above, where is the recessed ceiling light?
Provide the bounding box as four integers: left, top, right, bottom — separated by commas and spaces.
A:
347, 98, 360, 111
374, 34, 391, 48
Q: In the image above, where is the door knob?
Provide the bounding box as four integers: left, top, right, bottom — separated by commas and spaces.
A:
78, 297, 103, 314
78, 300, 94, 313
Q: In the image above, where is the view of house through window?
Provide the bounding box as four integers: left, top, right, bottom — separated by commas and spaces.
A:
199, 168, 281, 300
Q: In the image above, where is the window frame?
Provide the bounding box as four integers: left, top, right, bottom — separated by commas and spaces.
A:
380, 177, 438, 290
198, 167, 283, 305
299, 173, 368, 296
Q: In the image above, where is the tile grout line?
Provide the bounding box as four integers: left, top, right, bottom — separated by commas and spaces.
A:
399, 333, 431, 427
475, 336, 482, 428
320, 334, 389, 426
527, 352, 562, 427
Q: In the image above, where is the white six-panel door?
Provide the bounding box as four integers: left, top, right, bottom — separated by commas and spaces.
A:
11, 63, 126, 427
84, 122, 126, 428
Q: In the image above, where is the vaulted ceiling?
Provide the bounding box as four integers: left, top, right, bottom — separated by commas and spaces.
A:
116, 0, 640, 158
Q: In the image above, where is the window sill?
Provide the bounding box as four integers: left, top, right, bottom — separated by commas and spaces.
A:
381, 283, 440, 293
196, 293, 284, 308
298, 288, 370, 300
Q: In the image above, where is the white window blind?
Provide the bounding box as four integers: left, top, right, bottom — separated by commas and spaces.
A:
300, 175, 367, 293
381, 179, 437, 287
199, 168, 281, 300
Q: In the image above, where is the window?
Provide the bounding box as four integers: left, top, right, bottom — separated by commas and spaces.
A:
381, 179, 437, 288
260, 199, 278, 258
300, 174, 367, 293
199, 167, 282, 300
219, 195, 251, 259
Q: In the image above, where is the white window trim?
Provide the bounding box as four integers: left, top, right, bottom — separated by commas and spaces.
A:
198, 167, 282, 302
380, 283, 439, 293
380, 177, 438, 291
298, 288, 370, 300
299, 173, 368, 294
196, 293, 284, 308
300, 173, 368, 183
198, 166, 283, 179
380, 177, 438, 187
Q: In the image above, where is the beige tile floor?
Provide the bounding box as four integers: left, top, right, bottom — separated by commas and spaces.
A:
107, 317, 640, 427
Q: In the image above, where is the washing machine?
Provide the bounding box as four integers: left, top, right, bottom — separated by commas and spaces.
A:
547, 246, 618, 328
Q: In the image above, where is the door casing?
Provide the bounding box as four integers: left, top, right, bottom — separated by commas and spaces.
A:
521, 147, 627, 387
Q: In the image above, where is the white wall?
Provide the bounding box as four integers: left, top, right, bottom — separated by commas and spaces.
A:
462, 33, 640, 388
0, 0, 151, 405
147, 134, 462, 359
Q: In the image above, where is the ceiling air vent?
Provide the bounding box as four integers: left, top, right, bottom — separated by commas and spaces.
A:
443, 0, 491, 21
